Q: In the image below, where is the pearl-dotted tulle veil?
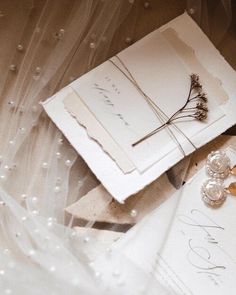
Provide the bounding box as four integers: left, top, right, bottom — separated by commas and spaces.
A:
0, 0, 232, 294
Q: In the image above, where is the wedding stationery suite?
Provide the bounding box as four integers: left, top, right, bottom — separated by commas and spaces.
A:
43, 13, 236, 202
109, 148, 236, 295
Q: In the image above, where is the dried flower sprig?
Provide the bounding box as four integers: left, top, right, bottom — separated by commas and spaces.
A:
132, 74, 208, 147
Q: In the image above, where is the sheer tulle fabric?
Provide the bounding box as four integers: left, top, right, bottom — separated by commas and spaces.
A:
0, 0, 232, 294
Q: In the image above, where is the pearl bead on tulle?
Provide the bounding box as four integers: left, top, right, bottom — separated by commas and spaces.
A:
83, 236, 90, 243
28, 249, 36, 256
0, 175, 6, 181
21, 194, 27, 200
31, 196, 38, 204
54, 186, 61, 193
189, 8, 195, 15
42, 162, 48, 169
9, 64, 17, 71
56, 152, 61, 159
58, 138, 63, 145
130, 209, 138, 217
65, 159, 72, 167
0, 269, 5, 275
89, 42, 96, 49
17, 44, 24, 51
125, 37, 132, 44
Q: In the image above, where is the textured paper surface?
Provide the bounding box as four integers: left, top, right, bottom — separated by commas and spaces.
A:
64, 91, 135, 173
65, 30, 224, 173
43, 13, 236, 203
111, 148, 236, 295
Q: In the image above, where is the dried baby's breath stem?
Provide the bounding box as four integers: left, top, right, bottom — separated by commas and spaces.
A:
132, 74, 208, 147
110, 56, 199, 154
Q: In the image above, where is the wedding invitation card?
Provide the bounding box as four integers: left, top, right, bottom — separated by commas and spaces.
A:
43, 13, 236, 202
107, 148, 236, 295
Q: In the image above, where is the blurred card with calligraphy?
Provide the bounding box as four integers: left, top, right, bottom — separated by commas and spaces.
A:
111, 147, 236, 295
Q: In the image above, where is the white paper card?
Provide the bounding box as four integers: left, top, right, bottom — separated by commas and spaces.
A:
43, 13, 236, 202
68, 31, 223, 173
113, 148, 236, 295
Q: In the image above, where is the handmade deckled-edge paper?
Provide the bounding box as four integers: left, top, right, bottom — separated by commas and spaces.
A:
43, 13, 236, 203
64, 30, 224, 174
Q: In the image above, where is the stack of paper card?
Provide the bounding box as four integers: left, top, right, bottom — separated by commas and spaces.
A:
91, 148, 236, 295
43, 13, 236, 203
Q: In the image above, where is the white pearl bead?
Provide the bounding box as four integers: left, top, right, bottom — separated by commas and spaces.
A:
70, 230, 77, 238
65, 159, 72, 167
21, 216, 27, 222
17, 44, 24, 51
16, 232, 22, 237
9, 140, 14, 145
21, 193, 27, 200
0, 175, 6, 181
33, 228, 40, 234
83, 236, 90, 243
106, 247, 112, 254
0, 201, 6, 206
144, 1, 150, 8
4, 165, 9, 170
28, 249, 36, 256
54, 186, 61, 193
49, 266, 56, 272
4, 289, 12, 294
9, 64, 17, 71
42, 162, 48, 169
0, 269, 5, 275
89, 42, 96, 49
47, 221, 54, 228
189, 8, 195, 15
19, 127, 26, 134
54, 29, 65, 40
58, 138, 63, 145
35, 67, 41, 74
94, 271, 101, 278
8, 101, 15, 108
48, 217, 57, 222
31, 210, 39, 216
130, 209, 138, 217
32, 105, 38, 112
31, 196, 38, 204
56, 152, 61, 159
3, 249, 10, 255
125, 37, 132, 45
